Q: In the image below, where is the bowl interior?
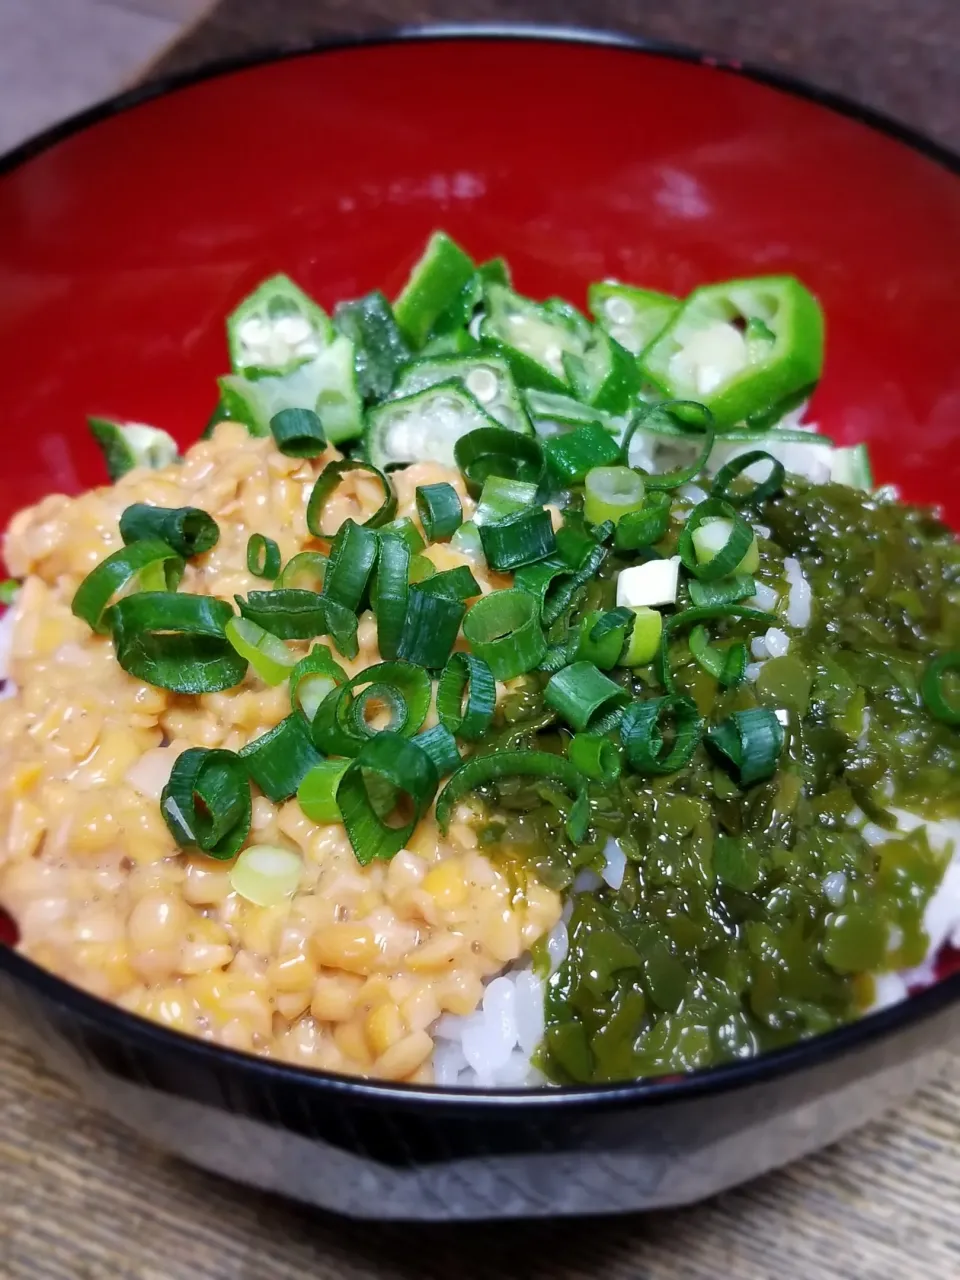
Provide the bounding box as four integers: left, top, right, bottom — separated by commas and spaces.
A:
0, 36, 959, 529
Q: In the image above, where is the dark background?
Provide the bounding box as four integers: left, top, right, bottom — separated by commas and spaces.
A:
155, 0, 959, 148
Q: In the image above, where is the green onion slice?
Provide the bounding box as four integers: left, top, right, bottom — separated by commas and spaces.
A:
577, 608, 635, 670
373, 532, 410, 661
613, 493, 672, 551
705, 707, 784, 785
436, 651, 496, 741
277, 550, 328, 591
620, 695, 703, 775
0, 579, 18, 606
297, 759, 350, 823
568, 732, 622, 783
118, 504, 219, 558
321, 598, 360, 660
229, 844, 303, 907
688, 625, 748, 688
416, 482, 463, 541
435, 751, 589, 844
225, 615, 297, 685
462, 588, 546, 680
306, 459, 397, 538
109, 592, 248, 693
379, 517, 426, 554
237, 589, 327, 640
322, 519, 378, 612
921, 652, 960, 725
239, 713, 323, 801
246, 532, 281, 579
454, 427, 544, 498
544, 423, 622, 485
311, 661, 432, 757
659, 603, 777, 694
72, 540, 184, 634
289, 644, 348, 720
413, 565, 481, 602
513, 557, 578, 627
545, 660, 629, 732
623, 401, 716, 491
677, 499, 755, 581
337, 733, 439, 865
397, 588, 465, 669
710, 450, 785, 506
478, 507, 556, 572
475, 476, 539, 526
687, 575, 757, 608
413, 723, 462, 776
160, 746, 251, 859
269, 407, 327, 457
583, 466, 645, 526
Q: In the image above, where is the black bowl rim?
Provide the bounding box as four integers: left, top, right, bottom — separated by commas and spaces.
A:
1, 21, 958, 1113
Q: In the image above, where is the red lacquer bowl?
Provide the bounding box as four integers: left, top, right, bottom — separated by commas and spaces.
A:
0, 28, 958, 1221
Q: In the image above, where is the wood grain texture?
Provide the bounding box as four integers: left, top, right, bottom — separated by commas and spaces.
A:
1, 1020, 958, 1279
4, 3, 959, 1275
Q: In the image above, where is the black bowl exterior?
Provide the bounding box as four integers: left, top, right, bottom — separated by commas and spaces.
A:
2, 948, 957, 1219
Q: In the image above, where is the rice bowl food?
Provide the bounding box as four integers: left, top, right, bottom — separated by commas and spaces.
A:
1, 233, 958, 1090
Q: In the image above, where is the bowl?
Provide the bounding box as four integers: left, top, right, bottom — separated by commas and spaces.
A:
1, 26, 958, 1222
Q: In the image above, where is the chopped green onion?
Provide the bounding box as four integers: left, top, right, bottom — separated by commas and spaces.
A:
277, 550, 327, 593
474, 475, 539, 526
449, 519, 485, 562
576, 608, 634, 670
710, 450, 785, 506
413, 723, 462, 776
658, 603, 777, 694
306, 459, 397, 538
239, 713, 322, 801
225, 615, 297, 685
337, 733, 439, 865
160, 746, 251, 859
229, 844, 303, 906
687, 575, 756, 608
454, 427, 544, 497
289, 644, 348, 720
416, 483, 463, 541
108, 592, 248, 693
626, 402, 716, 492
414, 565, 481, 602
462, 589, 546, 680
555, 510, 601, 568
478, 507, 556, 571
298, 759, 350, 823
0, 579, 18, 605
545, 660, 629, 732
613, 493, 672, 551
921, 652, 960, 725
544, 423, 622, 484
311, 661, 432, 757
568, 732, 622, 783
409, 554, 437, 583
378, 516, 426, 554
435, 751, 589, 844
617, 606, 663, 667
512, 557, 578, 627
237, 589, 327, 640
322, 519, 378, 612
246, 533, 281, 579
706, 707, 784, 785
269, 407, 327, 457
397, 587, 465, 668
583, 466, 645, 525
118, 504, 219, 558
373, 532, 410, 661
678, 499, 756, 581
436, 651, 496, 741
321, 597, 360, 660
72, 540, 184, 634
688, 626, 748, 688
620, 695, 703, 775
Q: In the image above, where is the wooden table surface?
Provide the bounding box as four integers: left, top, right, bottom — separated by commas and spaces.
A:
3, 3, 959, 1276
